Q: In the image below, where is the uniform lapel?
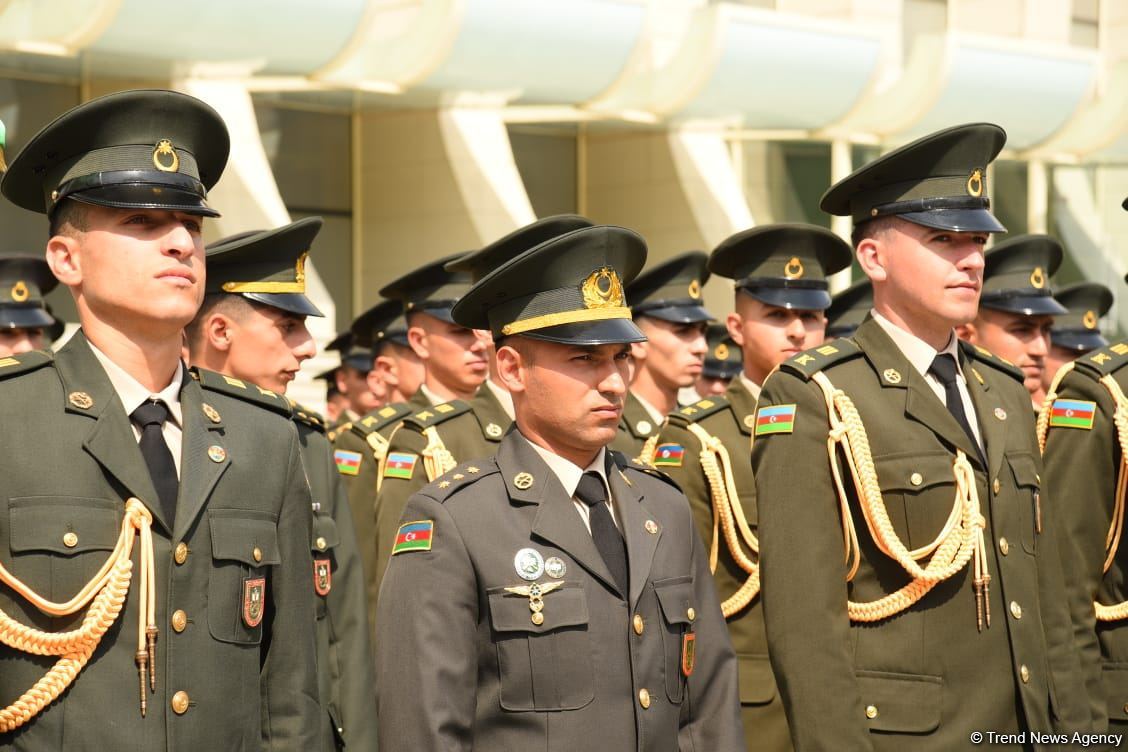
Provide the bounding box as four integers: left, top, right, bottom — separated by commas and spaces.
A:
607, 458, 661, 610
174, 376, 230, 540
56, 332, 166, 530
471, 383, 511, 446
854, 320, 984, 469
497, 432, 620, 594
724, 378, 758, 438
620, 391, 658, 439
959, 343, 1006, 481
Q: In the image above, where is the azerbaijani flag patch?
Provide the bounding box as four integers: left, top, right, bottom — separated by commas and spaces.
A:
1049, 399, 1096, 430
392, 520, 433, 555
653, 444, 685, 468
334, 450, 362, 476
384, 452, 418, 480
755, 404, 797, 436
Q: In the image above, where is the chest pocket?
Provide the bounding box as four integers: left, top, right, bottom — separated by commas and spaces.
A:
310, 513, 340, 617
487, 582, 593, 712
654, 575, 697, 704
874, 452, 958, 552
1006, 451, 1040, 554
208, 509, 281, 645
8, 496, 121, 606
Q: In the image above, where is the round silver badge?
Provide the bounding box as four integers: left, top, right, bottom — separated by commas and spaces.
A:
544, 556, 567, 579
514, 548, 545, 581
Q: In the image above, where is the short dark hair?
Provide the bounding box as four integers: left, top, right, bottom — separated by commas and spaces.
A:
48, 199, 90, 238
850, 216, 897, 249
184, 293, 254, 355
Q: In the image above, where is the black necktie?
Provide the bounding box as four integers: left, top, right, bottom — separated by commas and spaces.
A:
575, 471, 629, 596
928, 354, 982, 461
131, 400, 178, 526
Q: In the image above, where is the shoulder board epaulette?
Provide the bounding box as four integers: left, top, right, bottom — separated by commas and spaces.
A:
1072, 340, 1128, 378
349, 403, 413, 438
327, 422, 351, 442
960, 341, 1023, 382
615, 452, 683, 492
0, 350, 53, 380
426, 459, 499, 503
190, 367, 291, 417
667, 396, 730, 425
403, 399, 472, 430
287, 400, 327, 433
779, 339, 863, 380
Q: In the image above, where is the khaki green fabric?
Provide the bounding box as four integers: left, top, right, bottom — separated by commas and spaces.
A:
610, 391, 660, 459
751, 319, 1089, 749
294, 414, 378, 750
375, 431, 744, 749
0, 332, 319, 749
652, 378, 791, 751
372, 384, 512, 603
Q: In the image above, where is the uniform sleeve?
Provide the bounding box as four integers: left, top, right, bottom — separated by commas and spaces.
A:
325, 455, 380, 748
375, 493, 478, 751
1042, 370, 1115, 729
680, 506, 745, 751
334, 429, 381, 636
372, 425, 430, 606
261, 429, 322, 750
751, 370, 874, 751
652, 421, 713, 553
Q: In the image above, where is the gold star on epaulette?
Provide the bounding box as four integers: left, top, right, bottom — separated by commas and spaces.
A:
438, 481, 451, 489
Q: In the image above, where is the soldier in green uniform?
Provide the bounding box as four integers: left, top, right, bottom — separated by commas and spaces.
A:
325, 331, 379, 428
1042, 281, 1111, 394
371, 216, 592, 600
376, 223, 744, 750
826, 278, 873, 340
957, 235, 1067, 411
646, 224, 850, 752
0, 89, 319, 748
751, 123, 1090, 749
0, 255, 60, 357
611, 252, 711, 458
685, 323, 743, 402
186, 217, 377, 750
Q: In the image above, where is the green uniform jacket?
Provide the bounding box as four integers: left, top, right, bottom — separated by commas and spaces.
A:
0, 333, 319, 750
375, 431, 744, 750
652, 379, 791, 751
372, 383, 511, 603
292, 408, 379, 750
610, 391, 660, 459
330, 402, 413, 637
1041, 342, 1128, 729
751, 319, 1089, 750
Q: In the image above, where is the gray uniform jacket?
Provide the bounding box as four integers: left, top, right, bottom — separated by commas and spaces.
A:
375, 429, 744, 751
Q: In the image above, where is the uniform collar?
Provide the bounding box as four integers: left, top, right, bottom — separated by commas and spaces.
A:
631, 390, 665, 426
521, 432, 609, 500
871, 309, 965, 381
738, 372, 761, 401
87, 339, 184, 428
418, 383, 444, 406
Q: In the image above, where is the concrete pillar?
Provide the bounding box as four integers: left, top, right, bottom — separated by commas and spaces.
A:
1027, 159, 1048, 235
829, 138, 854, 292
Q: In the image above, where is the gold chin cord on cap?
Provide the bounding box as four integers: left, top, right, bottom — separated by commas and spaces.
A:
0, 496, 157, 731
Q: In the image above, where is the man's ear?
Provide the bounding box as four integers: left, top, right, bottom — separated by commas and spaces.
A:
46, 234, 81, 287
725, 311, 744, 347
496, 343, 525, 394
365, 362, 388, 402
856, 236, 887, 283
373, 354, 399, 388
956, 321, 978, 344
407, 325, 430, 360
205, 313, 236, 353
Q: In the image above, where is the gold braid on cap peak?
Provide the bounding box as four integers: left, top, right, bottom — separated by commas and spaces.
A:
221, 252, 308, 294
501, 267, 631, 336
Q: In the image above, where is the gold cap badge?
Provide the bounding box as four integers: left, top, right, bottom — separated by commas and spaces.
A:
1029, 267, 1045, 289
152, 139, 179, 173
784, 257, 804, 280
687, 279, 701, 299
714, 343, 729, 361
582, 267, 624, 310
1083, 310, 1097, 329
967, 168, 984, 197
11, 281, 28, 302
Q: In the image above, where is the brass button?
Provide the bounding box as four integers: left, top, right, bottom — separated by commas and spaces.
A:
63, 532, 78, 548
1010, 601, 1022, 619
999, 537, 1009, 556
638, 688, 651, 709
633, 614, 644, 635
171, 690, 190, 714
315, 537, 328, 552
252, 546, 263, 563
993, 478, 1001, 494
865, 704, 878, 719
1020, 665, 1030, 684
171, 610, 188, 633
174, 542, 188, 565
1123, 702, 1128, 714
909, 472, 923, 486
687, 607, 696, 622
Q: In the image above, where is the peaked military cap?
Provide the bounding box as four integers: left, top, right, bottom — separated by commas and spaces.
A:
826, 278, 873, 338
380, 252, 474, 324
702, 323, 742, 379
445, 215, 594, 282
628, 251, 713, 324
205, 217, 324, 317
2, 89, 229, 218
327, 331, 373, 373
0, 255, 58, 329
980, 234, 1068, 316
1052, 281, 1112, 353
822, 123, 1006, 233
452, 225, 647, 345
709, 223, 852, 311
351, 298, 410, 351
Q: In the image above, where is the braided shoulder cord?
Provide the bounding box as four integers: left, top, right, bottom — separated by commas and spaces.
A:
637, 434, 660, 467
1035, 361, 1075, 454
420, 426, 457, 482
1093, 374, 1128, 621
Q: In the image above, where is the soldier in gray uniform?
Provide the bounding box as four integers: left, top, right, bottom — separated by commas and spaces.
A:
375, 224, 744, 750
0, 255, 60, 357
186, 217, 377, 750
0, 89, 319, 749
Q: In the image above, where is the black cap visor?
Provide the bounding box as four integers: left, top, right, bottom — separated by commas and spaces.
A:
243, 291, 324, 318
408, 304, 459, 326
634, 303, 713, 324
979, 292, 1068, 316
0, 306, 55, 329
740, 286, 832, 311
67, 184, 219, 218
518, 317, 646, 346
898, 207, 1006, 234
1052, 330, 1107, 353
